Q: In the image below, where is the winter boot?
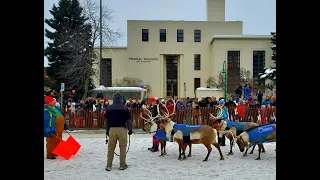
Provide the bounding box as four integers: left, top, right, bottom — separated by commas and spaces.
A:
151, 144, 159, 152
119, 164, 128, 170
105, 166, 111, 171
148, 143, 155, 151
46, 156, 56, 159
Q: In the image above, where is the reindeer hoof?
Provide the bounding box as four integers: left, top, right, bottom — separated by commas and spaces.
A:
203, 159, 208, 162
227, 152, 233, 156
243, 154, 247, 157
249, 152, 253, 154
255, 157, 261, 160
220, 157, 224, 160
178, 157, 182, 160
187, 154, 192, 157
262, 150, 266, 153
159, 154, 164, 157
164, 152, 167, 155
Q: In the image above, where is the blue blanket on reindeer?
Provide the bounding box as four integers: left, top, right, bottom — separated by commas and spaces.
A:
246, 124, 275, 143
154, 124, 201, 144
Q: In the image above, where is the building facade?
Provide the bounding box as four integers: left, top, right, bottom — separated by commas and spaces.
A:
93, 0, 274, 98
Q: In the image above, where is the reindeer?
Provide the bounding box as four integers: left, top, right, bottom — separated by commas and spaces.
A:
155, 99, 224, 162
209, 113, 266, 156
236, 124, 276, 160
141, 99, 191, 157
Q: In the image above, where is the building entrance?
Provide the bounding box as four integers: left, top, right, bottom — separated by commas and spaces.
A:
166, 55, 178, 97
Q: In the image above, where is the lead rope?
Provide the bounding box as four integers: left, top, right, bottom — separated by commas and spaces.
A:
108, 135, 131, 156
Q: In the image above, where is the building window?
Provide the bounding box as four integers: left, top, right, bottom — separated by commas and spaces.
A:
177, 29, 184, 42
160, 29, 166, 42
253, 51, 266, 88
194, 54, 201, 70
166, 56, 178, 97
194, 30, 201, 42
194, 78, 201, 92
101, 58, 112, 87
142, 29, 149, 42
227, 51, 240, 93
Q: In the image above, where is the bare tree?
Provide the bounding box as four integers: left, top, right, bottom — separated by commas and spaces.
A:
206, 68, 255, 98
81, 0, 123, 94
82, 0, 122, 47
113, 77, 152, 94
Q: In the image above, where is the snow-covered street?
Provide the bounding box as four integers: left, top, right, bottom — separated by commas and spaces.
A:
44, 130, 276, 180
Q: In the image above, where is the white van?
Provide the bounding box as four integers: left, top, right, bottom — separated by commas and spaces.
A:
91, 85, 147, 104
195, 87, 224, 99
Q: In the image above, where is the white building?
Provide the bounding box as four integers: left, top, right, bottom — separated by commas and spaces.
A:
93, 0, 274, 98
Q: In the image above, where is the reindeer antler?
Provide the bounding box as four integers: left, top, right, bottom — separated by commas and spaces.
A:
209, 113, 215, 119
141, 106, 153, 123
209, 113, 219, 123
141, 102, 162, 123
157, 99, 169, 118
140, 112, 151, 123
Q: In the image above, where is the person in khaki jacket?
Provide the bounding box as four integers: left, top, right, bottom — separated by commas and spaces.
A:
105, 92, 133, 171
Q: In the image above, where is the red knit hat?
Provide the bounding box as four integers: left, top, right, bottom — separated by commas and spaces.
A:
104, 98, 108, 101
45, 96, 55, 104
150, 97, 156, 103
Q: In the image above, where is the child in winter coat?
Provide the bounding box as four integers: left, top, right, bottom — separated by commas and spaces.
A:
260, 105, 267, 124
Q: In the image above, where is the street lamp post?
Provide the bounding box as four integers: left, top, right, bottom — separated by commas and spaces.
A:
99, 0, 103, 85
221, 60, 227, 100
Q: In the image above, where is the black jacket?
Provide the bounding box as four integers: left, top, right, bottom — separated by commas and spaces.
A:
132, 102, 142, 108
105, 100, 132, 133
150, 105, 158, 117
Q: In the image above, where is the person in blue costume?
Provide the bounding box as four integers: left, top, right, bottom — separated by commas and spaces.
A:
212, 99, 229, 146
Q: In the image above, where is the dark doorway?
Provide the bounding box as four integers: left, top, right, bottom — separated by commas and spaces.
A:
227, 51, 240, 93
100, 58, 112, 87
166, 55, 178, 97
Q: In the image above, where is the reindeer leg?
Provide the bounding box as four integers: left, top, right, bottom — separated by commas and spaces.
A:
159, 140, 164, 157
203, 144, 212, 161
182, 144, 187, 160
178, 143, 182, 160
262, 144, 266, 153
187, 144, 192, 157
212, 142, 225, 160
243, 146, 249, 157
249, 145, 255, 154
255, 144, 262, 160
228, 137, 233, 155
163, 141, 167, 155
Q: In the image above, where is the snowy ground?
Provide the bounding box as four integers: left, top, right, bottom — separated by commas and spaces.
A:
44, 130, 276, 180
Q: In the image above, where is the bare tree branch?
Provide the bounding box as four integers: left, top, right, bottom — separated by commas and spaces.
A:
81, 0, 123, 47
113, 77, 152, 94
80, 0, 123, 92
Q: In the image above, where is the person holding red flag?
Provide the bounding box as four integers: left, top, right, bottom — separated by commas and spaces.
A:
44, 96, 67, 159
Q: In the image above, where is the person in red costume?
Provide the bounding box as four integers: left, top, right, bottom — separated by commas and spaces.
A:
166, 99, 174, 115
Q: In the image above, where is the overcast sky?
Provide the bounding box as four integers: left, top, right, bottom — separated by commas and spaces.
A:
44, 0, 276, 67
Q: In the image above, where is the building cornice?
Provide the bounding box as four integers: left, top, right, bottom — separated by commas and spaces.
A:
210, 34, 272, 44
